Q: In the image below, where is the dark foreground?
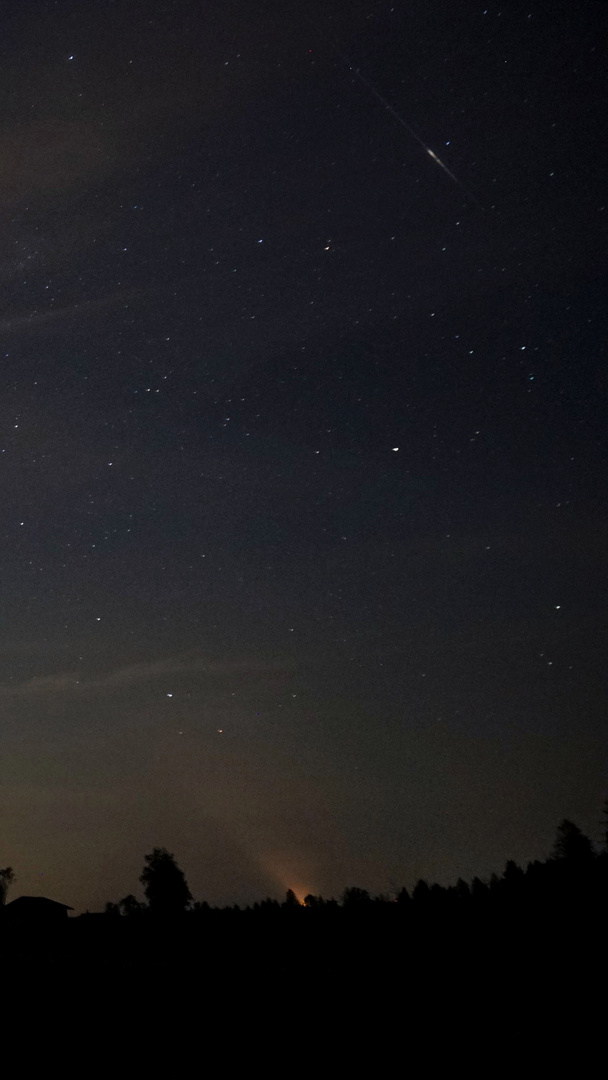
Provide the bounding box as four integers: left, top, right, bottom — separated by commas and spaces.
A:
3, 901, 604, 1071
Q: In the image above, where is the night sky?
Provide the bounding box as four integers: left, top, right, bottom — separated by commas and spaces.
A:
1, 0, 606, 913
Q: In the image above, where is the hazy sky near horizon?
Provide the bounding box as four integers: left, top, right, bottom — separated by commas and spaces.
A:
0, 0, 605, 912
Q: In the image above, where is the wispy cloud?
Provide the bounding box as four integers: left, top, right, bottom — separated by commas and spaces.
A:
0, 289, 150, 336
0, 653, 289, 700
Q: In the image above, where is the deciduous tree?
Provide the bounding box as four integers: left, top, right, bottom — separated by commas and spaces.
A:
140, 848, 192, 916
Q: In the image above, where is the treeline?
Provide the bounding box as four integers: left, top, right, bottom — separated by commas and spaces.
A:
3, 814, 607, 1008
99, 815, 608, 921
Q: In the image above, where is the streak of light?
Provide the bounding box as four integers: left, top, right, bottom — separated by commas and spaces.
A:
330, 39, 484, 209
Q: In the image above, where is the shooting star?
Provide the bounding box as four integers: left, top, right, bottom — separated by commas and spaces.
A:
426, 147, 461, 186
332, 40, 483, 209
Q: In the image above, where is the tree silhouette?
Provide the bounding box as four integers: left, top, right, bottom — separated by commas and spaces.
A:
303, 893, 326, 908
118, 894, 146, 916
503, 859, 525, 885
341, 886, 371, 907
454, 878, 471, 903
140, 848, 192, 916
412, 879, 431, 905
283, 889, 301, 908
552, 819, 594, 862
0, 867, 15, 905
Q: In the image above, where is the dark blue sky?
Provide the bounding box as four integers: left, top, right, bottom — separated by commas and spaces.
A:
0, 0, 605, 911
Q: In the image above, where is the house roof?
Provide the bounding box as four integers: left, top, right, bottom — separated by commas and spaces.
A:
4, 895, 73, 912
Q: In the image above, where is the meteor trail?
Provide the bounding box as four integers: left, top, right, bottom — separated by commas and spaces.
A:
331, 40, 483, 208
426, 147, 461, 186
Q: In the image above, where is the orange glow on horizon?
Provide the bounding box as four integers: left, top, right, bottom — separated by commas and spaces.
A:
285, 886, 308, 905
259, 855, 315, 904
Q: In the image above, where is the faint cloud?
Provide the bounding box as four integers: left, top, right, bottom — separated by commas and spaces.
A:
0, 654, 290, 700
0, 288, 151, 336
